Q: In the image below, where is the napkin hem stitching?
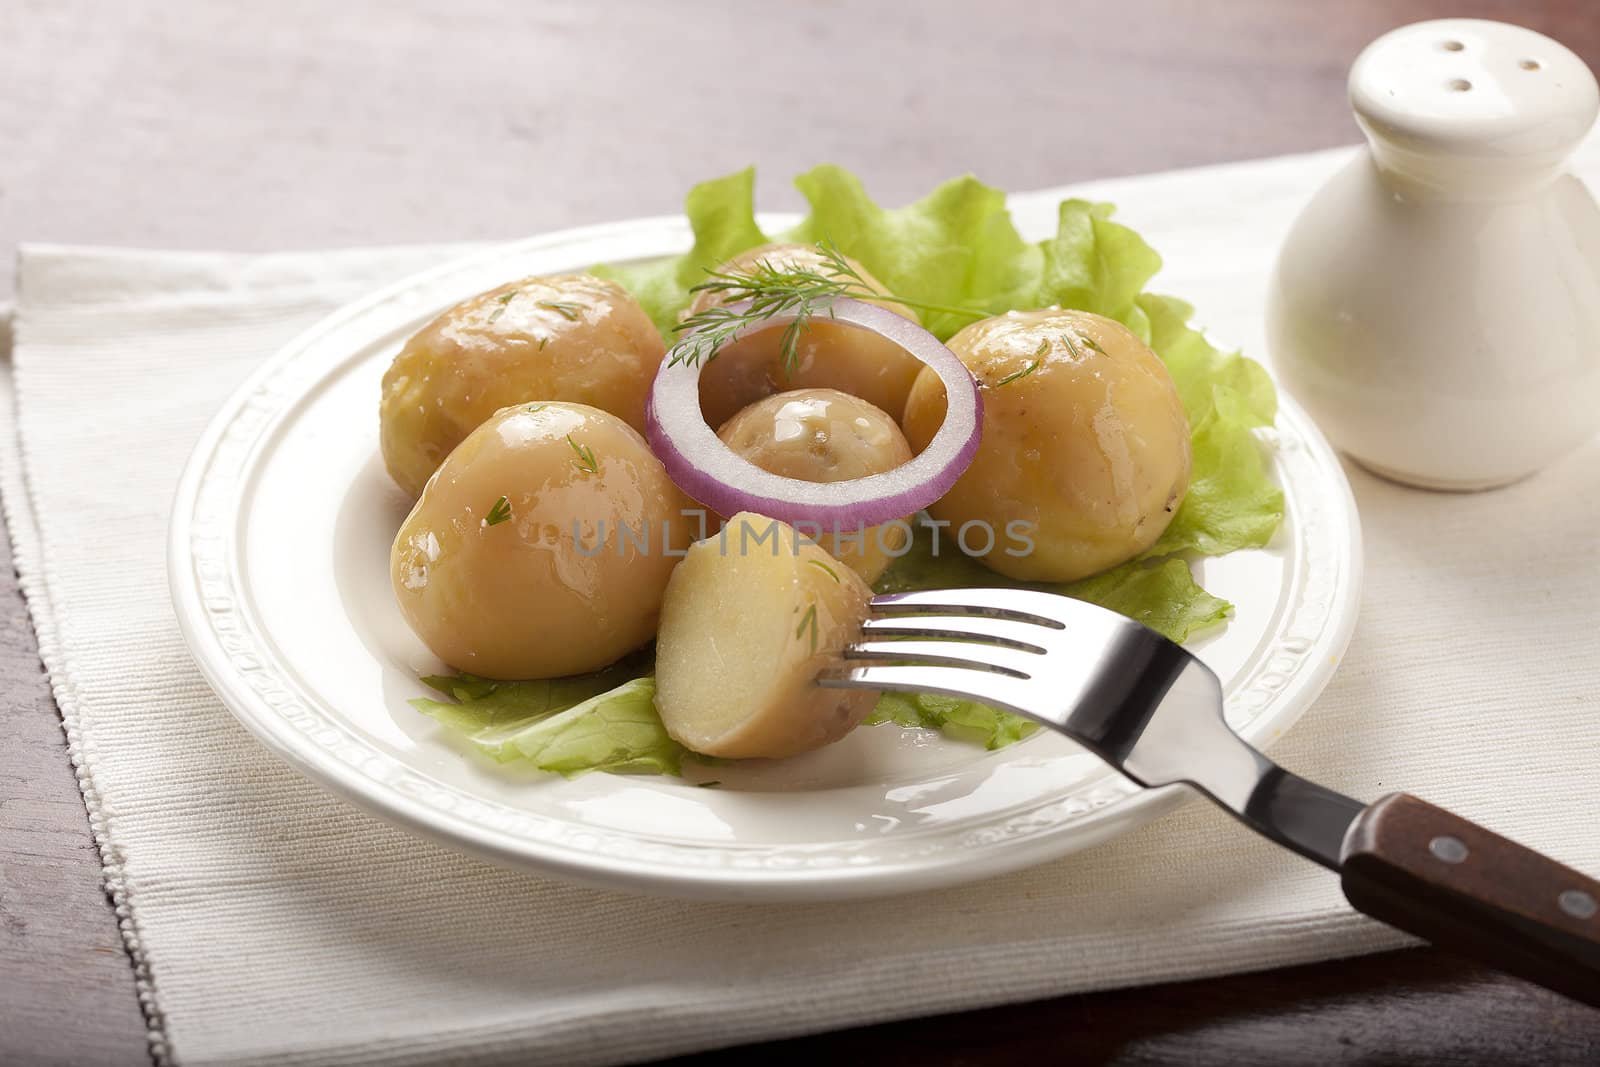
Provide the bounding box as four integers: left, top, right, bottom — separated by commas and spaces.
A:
0, 305, 175, 1067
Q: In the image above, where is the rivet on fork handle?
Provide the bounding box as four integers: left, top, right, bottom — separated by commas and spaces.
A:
1340, 793, 1600, 1007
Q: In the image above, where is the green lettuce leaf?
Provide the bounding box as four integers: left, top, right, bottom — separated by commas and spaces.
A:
1058, 557, 1232, 642
591, 163, 1047, 342
873, 521, 1232, 645
1136, 293, 1284, 557
866, 691, 1038, 750
1139, 293, 1276, 427
1145, 386, 1285, 557
412, 660, 682, 777
1037, 199, 1163, 340
786, 165, 1042, 338
591, 167, 771, 337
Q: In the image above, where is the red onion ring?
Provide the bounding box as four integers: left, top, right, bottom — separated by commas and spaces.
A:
645, 298, 982, 528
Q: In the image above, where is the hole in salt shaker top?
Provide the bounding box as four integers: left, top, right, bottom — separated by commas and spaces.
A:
1521, 59, 1542, 71
1442, 40, 1464, 52
1449, 79, 1472, 92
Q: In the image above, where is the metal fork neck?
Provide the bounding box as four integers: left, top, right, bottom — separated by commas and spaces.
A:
1114, 658, 1363, 872
1237, 766, 1366, 871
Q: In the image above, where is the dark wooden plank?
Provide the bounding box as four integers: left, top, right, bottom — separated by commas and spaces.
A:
2, 1, 1599, 1065
0, 524, 150, 1066
659, 949, 1600, 1066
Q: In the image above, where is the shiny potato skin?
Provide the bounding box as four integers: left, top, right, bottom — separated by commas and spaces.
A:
390, 402, 693, 680
654, 513, 875, 759
381, 273, 664, 498
686, 244, 923, 429
902, 308, 1191, 582
716, 388, 914, 583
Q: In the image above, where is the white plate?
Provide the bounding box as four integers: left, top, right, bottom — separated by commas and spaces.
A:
169, 212, 1363, 902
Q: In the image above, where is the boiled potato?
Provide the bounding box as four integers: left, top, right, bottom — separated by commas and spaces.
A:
686, 243, 923, 429
380, 273, 664, 498
391, 402, 693, 679
717, 388, 914, 583
902, 309, 1191, 582
655, 513, 876, 759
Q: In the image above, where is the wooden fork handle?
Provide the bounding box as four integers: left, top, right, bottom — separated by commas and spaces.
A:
1340, 793, 1600, 1007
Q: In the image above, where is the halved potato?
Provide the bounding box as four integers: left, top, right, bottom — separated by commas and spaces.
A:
717, 388, 914, 583
654, 513, 876, 759
686, 243, 923, 429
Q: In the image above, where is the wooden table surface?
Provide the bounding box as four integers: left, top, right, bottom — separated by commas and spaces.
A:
2, 1, 1598, 1064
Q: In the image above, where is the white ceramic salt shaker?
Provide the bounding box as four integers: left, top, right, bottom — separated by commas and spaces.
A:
1268, 19, 1600, 490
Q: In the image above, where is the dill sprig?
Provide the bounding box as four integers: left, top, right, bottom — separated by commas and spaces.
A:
487, 290, 517, 324
486, 292, 586, 325
538, 300, 586, 321
795, 602, 819, 654
483, 495, 513, 527
566, 435, 598, 474
806, 558, 841, 583
996, 338, 1049, 387
671, 240, 987, 375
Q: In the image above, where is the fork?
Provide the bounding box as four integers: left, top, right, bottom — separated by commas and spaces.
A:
818, 587, 1600, 1007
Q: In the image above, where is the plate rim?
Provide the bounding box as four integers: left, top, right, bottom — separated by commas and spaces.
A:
168, 215, 1365, 901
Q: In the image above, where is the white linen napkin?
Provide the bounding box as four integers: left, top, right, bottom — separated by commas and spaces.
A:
5, 144, 1600, 1067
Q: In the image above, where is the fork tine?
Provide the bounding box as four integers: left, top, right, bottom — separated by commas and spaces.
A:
816, 662, 1032, 711
870, 588, 1068, 628
844, 639, 1038, 679
860, 613, 1051, 652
